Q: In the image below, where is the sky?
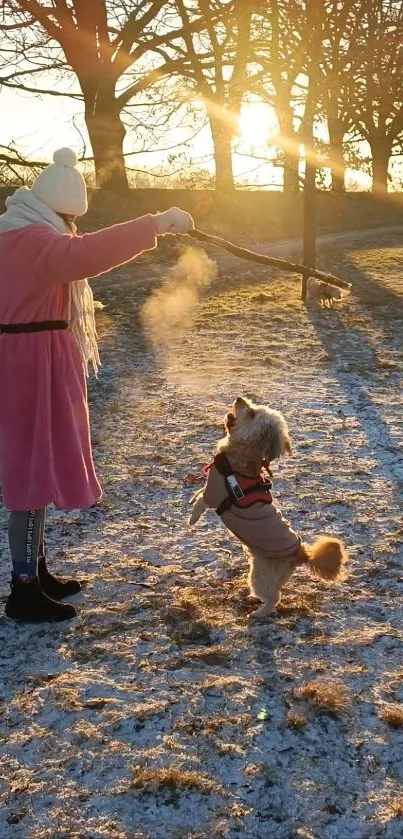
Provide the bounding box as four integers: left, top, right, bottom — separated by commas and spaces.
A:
2, 88, 81, 159
1, 85, 284, 186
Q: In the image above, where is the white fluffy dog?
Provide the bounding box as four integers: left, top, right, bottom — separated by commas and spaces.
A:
190, 396, 347, 618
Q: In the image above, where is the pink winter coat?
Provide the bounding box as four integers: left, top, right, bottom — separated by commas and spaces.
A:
0, 216, 157, 510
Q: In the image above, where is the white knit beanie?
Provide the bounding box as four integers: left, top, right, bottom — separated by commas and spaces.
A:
31, 148, 88, 216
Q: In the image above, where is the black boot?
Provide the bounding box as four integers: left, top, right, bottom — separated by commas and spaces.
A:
38, 557, 82, 599
5, 578, 77, 623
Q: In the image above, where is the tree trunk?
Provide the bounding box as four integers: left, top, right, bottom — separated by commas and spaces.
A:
370, 136, 392, 194
328, 130, 346, 192
209, 114, 235, 193
282, 145, 300, 193
86, 108, 128, 191
326, 97, 346, 191
302, 139, 317, 301
83, 82, 128, 191
278, 112, 300, 193
301, 54, 320, 301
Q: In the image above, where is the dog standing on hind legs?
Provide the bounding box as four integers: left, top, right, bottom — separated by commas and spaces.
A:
189, 396, 347, 619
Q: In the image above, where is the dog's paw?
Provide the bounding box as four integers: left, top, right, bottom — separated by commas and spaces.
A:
247, 602, 277, 620
242, 596, 266, 618
188, 495, 207, 525
244, 595, 262, 605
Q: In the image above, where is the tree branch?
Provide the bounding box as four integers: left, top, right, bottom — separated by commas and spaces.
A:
15, 0, 62, 39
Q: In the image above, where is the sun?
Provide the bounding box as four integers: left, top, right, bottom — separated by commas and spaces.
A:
346, 167, 371, 191
238, 101, 278, 147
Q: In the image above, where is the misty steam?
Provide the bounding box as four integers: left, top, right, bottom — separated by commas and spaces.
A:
140, 247, 217, 346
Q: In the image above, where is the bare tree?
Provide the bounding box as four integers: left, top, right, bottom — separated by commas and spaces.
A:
316, 0, 403, 193
350, 0, 403, 192
162, 0, 268, 192
250, 1, 317, 193
251, 0, 403, 194
3, 0, 401, 194
0, 142, 47, 184
317, 0, 364, 191
0, 0, 212, 190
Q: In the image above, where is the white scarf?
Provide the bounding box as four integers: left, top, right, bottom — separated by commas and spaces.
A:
0, 186, 100, 376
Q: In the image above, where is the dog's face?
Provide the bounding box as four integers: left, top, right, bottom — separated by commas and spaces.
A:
224, 396, 291, 462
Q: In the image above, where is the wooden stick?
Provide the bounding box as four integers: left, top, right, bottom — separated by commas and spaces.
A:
187, 228, 351, 292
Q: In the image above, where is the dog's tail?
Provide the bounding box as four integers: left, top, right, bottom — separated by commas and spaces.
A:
304, 537, 347, 581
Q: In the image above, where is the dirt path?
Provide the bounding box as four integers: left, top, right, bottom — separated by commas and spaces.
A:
1, 226, 403, 839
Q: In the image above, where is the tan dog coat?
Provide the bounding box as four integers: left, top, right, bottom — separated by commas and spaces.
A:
202, 462, 301, 559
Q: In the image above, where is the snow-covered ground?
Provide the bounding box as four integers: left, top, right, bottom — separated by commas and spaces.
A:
2, 227, 403, 839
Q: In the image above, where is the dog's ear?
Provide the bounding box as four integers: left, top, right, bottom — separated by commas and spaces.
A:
284, 437, 292, 456
234, 396, 251, 413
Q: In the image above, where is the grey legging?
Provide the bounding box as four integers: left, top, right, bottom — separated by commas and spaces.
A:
8, 509, 46, 579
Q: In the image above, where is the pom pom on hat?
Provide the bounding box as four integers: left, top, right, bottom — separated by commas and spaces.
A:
53, 147, 78, 167
31, 147, 87, 216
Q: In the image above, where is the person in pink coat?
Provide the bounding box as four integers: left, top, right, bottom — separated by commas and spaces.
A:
0, 147, 194, 623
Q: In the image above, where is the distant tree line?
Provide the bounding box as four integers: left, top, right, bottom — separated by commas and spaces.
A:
0, 0, 402, 193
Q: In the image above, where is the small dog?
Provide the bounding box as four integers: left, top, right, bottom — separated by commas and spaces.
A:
190, 396, 347, 618
307, 277, 344, 308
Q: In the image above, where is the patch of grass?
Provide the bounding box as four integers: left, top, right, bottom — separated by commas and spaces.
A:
130, 767, 222, 796
70, 720, 103, 740
388, 799, 403, 818
293, 679, 350, 715
286, 711, 307, 729
168, 581, 247, 629
74, 619, 135, 640
228, 802, 249, 818
126, 699, 172, 723
378, 798, 403, 822
100, 700, 172, 733
165, 602, 197, 622
277, 596, 316, 617
174, 713, 250, 735
377, 357, 398, 369
215, 742, 245, 756
201, 674, 257, 692
70, 644, 112, 664
162, 583, 241, 643
34, 816, 128, 839
251, 292, 273, 303
182, 644, 233, 666
243, 763, 261, 777
163, 605, 214, 646
49, 685, 83, 711
380, 704, 403, 728
145, 643, 234, 672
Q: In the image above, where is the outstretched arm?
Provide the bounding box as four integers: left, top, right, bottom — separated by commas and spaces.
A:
31, 207, 194, 286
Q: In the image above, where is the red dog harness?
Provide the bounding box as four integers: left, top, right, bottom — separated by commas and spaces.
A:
204, 452, 273, 516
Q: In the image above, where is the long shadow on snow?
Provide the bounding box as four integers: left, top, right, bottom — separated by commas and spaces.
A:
306, 245, 403, 624
307, 242, 403, 493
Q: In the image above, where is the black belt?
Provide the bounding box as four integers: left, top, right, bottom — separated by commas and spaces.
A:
0, 320, 68, 334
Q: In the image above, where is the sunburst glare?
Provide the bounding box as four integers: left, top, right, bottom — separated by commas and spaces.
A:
238, 102, 278, 147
